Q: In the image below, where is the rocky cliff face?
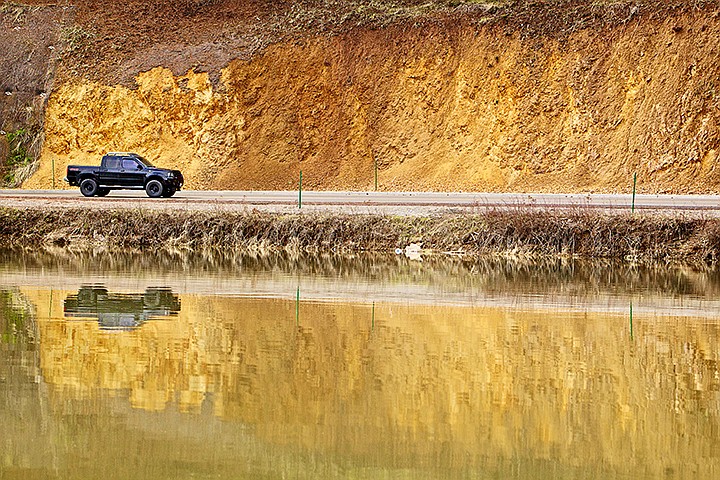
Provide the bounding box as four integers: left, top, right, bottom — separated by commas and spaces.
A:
6, 1, 720, 192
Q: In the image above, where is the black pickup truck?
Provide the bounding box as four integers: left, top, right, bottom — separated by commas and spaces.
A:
65, 152, 184, 198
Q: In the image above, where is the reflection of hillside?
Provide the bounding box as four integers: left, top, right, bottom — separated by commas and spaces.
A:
63, 286, 180, 330
34, 293, 720, 477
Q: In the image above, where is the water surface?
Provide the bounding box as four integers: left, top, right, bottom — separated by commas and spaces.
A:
2, 250, 720, 479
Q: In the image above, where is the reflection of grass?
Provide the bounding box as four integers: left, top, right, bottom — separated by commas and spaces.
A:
5, 247, 720, 299
2, 207, 720, 264
0, 290, 34, 346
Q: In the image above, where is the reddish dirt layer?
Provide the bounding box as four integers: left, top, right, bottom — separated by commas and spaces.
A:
18, 1, 705, 86
21, 0, 433, 85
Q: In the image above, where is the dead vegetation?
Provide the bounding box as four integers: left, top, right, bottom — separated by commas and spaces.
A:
1, 2, 65, 186
1, 127, 42, 187
2, 207, 720, 264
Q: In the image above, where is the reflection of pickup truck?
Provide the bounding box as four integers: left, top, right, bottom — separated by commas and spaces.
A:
64, 152, 184, 198
64, 286, 181, 331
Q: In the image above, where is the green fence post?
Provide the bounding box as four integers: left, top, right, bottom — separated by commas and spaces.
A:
374, 158, 378, 191
631, 172, 637, 213
298, 170, 303, 209
51, 157, 55, 189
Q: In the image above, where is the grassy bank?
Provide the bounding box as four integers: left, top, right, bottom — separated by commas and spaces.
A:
1, 207, 719, 263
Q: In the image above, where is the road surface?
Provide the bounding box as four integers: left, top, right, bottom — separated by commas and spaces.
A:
1, 189, 719, 215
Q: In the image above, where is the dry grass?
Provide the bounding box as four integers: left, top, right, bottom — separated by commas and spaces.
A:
1, 207, 720, 264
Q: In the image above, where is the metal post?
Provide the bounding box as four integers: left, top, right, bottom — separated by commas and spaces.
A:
51, 157, 55, 189
296, 286, 300, 325
374, 158, 378, 191
631, 172, 637, 213
629, 302, 634, 340
298, 170, 302, 209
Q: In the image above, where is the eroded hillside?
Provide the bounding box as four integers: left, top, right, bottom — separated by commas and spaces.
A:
4, 1, 720, 192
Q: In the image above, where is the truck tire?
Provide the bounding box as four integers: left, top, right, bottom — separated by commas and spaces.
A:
97, 188, 110, 197
161, 187, 176, 198
145, 179, 164, 198
80, 178, 99, 197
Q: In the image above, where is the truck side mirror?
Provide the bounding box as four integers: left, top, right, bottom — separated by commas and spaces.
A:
137, 165, 143, 170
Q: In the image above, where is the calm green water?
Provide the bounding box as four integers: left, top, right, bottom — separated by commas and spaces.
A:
2, 250, 720, 479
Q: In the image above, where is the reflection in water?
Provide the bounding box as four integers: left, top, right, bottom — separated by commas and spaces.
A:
0, 289, 36, 346
63, 286, 180, 330
3, 246, 720, 300
2, 251, 720, 479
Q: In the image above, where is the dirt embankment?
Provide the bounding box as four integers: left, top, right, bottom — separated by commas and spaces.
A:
3, 206, 720, 263
5, 1, 720, 193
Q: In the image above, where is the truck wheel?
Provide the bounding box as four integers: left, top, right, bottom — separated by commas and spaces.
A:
97, 188, 110, 197
161, 187, 176, 198
145, 179, 164, 198
80, 178, 99, 197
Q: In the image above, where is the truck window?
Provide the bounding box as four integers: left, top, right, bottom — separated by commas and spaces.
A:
122, 159, 140, 170
105, 157, 121, 169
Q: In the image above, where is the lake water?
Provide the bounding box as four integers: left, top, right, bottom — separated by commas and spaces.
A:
2, 250, 720, 479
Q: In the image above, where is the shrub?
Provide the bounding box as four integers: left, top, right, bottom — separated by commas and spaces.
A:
2, 129, 33, 186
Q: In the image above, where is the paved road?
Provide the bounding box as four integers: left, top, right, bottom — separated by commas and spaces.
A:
1, 189, 719, 215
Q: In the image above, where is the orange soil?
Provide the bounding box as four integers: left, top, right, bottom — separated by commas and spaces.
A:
12, 1, 720, 193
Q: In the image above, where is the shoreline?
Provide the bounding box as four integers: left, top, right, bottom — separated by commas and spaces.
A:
1, 207, 719, 264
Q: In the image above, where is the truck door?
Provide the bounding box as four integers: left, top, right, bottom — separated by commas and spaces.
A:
121, 158, 146, 187
99, 156, 122, 185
